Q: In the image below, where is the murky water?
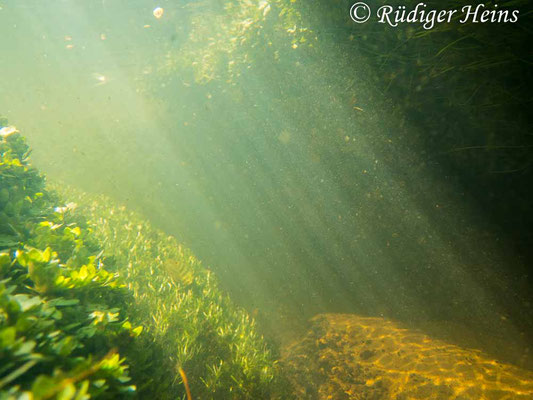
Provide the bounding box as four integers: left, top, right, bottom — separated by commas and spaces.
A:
1, 1, 531, 395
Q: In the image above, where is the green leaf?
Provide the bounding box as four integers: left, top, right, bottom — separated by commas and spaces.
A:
57, 382, 76, 400
119, 384, 137, 393
48, 298, 80, 307
28, 248, 45, 263
15, 250, 29, 267
78, 265, 88, 280
13, 294, 42, 312
41, 247, 51, 263
0, 252, 11, 272
14, 340, 36, 356
92, 379, 106, 389
53, 336, 76, 357
74, 380, 90, 400
131, 326, 143, 337
117, 376, 131, 384
32, 375, 57, 398
0, 327, 16, 347
78, 326, 97, 338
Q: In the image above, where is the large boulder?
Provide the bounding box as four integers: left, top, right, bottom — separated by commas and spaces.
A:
281, 314, 533, 399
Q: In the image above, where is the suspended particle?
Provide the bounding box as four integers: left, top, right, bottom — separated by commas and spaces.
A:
278, 130, 291, 144
153, 7, 164, 19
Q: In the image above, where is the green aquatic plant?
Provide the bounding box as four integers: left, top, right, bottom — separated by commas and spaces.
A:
1, 124, 284, 398
151, 0, 532, 257
341, 0, 532, 174
158, 0, 531, 175
159, 0, 313, 84
0, 129, 138, 399
56, 188, 284, 399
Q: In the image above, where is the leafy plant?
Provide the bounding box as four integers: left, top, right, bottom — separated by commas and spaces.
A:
1, 123, 284, 398
0, 128, 138, 399
55, 187, 285, 399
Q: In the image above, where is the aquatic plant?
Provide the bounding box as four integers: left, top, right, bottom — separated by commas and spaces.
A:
0, 126, 284, 398
148, 0, 532, 306
157, 0, 531, 184
167, 0, 531, 174
56, 188, 284, 399
159, 0, 313, 84
1, 127, 138, 399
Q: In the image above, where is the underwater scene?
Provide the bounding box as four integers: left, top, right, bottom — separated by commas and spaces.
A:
0, 0, 532, 398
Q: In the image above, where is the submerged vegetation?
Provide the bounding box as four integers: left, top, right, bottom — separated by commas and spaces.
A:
0, 0, 531, 397
147, 0, 532, 338
161, 0, 532, 192
158, 0, 532, 222
55, 188, 282, 399
0, 127, 136, 398
0, 126, 282, 398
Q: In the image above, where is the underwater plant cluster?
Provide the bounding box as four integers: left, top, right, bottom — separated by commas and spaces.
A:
0, 125, 283, 399
151, 0, 532, 336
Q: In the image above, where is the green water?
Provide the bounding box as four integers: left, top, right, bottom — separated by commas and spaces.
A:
1, 0, 531, 374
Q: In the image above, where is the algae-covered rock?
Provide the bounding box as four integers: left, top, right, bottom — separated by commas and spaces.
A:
281, 314, 533, 399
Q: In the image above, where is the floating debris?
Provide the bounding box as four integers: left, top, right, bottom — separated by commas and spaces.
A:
92, 73, 108, 86
153, 7, 164, 19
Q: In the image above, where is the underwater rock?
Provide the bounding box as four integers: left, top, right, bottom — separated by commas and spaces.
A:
281, 314, 533, 399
